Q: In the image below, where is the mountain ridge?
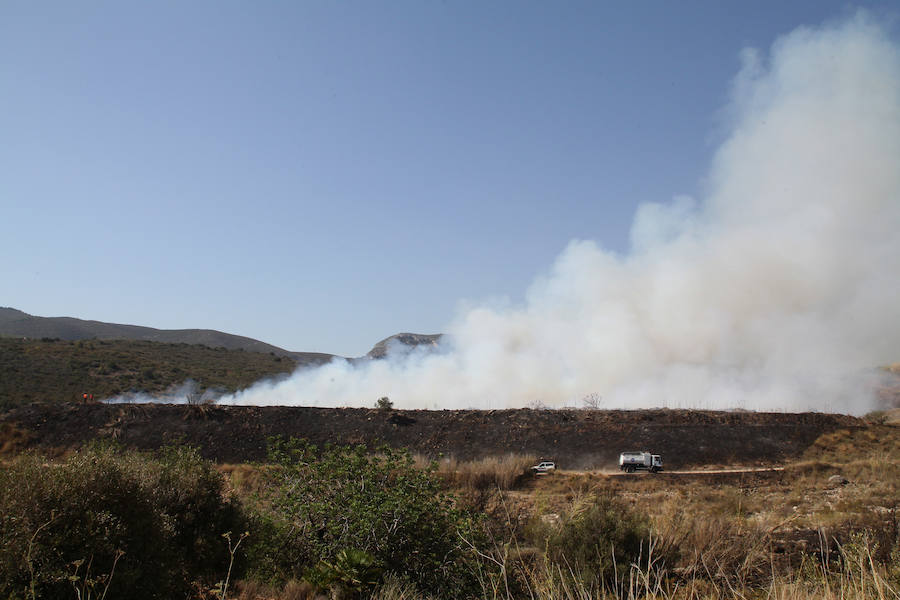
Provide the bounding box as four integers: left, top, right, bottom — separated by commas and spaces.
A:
0, 307, 440, 361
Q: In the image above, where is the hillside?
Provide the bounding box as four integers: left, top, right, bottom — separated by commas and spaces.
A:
0, 337, 303, 410
0, 403, 862, 468
0, 307, 333, 360
1, 307, 443, 362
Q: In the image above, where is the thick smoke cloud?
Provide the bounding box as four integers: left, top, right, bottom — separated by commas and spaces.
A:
222, 15, 900, 413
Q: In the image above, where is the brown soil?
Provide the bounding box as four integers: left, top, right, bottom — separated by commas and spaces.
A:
0, 404, 862, 469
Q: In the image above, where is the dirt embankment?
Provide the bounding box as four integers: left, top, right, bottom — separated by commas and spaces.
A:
0, 404, 863, 469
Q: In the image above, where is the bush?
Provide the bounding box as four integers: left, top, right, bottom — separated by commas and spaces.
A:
530, 495, 655, 590
250, 438, 482, 598
0, 443, 244, 600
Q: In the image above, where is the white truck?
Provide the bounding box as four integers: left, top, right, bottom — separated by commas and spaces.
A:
531, 461, 556, 474
619, 451, 663, 473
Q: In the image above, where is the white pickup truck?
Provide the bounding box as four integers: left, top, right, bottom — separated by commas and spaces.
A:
531, 461, 556, 473
619, 451, 663, 473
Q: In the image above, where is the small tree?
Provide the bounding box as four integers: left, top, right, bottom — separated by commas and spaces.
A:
375, 396, 393, 411
581, 393, 603, 410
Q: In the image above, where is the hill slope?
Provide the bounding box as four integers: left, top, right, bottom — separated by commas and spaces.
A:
0, 337, 304, 410
0, 307, 333, 361
0, 309, 449, 410
0, 404, 863, 469
1, 307, 444, 363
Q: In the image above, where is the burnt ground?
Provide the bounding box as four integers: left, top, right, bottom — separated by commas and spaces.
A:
0, 403, 862, 469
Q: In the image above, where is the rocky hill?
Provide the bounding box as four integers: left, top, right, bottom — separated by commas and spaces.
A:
366, 333, 444, 358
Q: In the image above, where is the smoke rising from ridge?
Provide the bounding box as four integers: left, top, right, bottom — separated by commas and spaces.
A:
223, 15, 900, 414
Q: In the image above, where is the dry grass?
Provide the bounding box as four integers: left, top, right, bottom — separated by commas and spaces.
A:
783, 425, 900, 533
469, 532, 900, 600
219, 463, 270, 497
415, 453, 538, 491
0, 422, 31, 457
230, 576, 435, 600
805, 426, 900, 464
469, 421, 900, 599
230, 579, 320, 600
189, 424, 900, 599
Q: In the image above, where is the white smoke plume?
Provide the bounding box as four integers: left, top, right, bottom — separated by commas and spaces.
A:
223, 14, 900, 414
105, 379, 225, 405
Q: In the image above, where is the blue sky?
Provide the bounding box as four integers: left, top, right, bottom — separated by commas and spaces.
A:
2, 1, 896, 357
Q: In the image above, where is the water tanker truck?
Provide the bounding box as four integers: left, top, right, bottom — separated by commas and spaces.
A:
619, 451, 663, 473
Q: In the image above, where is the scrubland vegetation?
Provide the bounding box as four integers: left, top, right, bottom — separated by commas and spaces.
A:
0, 444, 241, 599
1, 425, 899, 599
0, 338, 295, 410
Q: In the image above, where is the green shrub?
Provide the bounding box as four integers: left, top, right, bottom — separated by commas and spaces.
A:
250, 438, 482, 598
306, 548, 384, 596
0, 443, 244, 600
530, 495, 656, 590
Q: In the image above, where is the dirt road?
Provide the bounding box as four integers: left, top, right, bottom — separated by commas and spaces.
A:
668, 466, 783, 474
548, 466, 785, 478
